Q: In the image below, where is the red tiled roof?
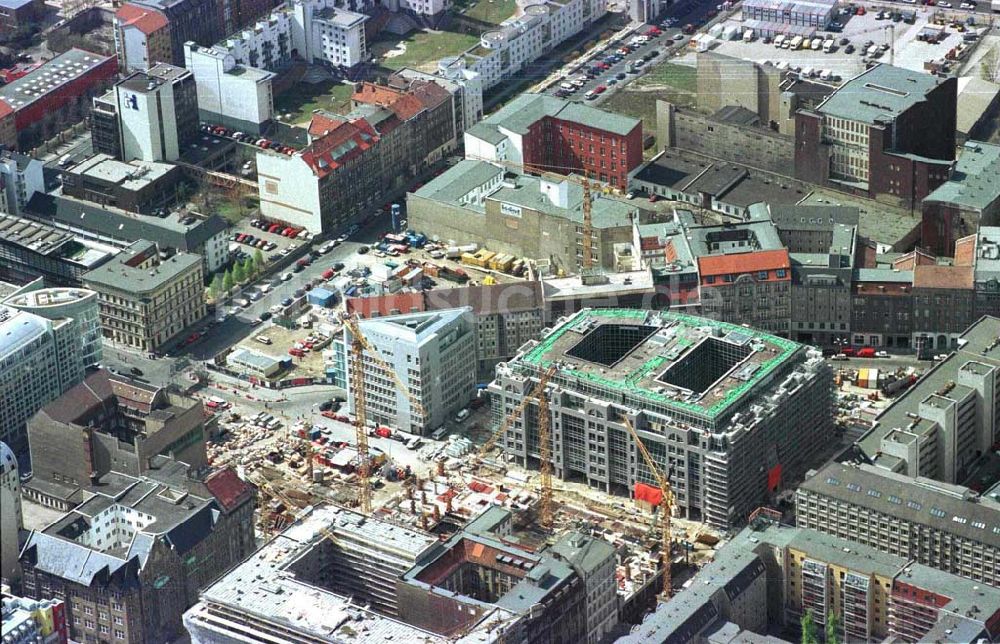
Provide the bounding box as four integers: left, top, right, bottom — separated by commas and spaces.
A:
204, 468, 253, 512
389, 93, 425, 121
301, 115, 378, 178
697, 249, 790, 278
115, 3, 168, 35
912, 264, 973, 290
352, 82, 406, 108
308, 112, 344, 139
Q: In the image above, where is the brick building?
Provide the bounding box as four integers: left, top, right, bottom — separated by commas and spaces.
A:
463, 93, 643, 190
126, 0, 228, 68
921, 140, 1000, 256
113, 3, 171, 72
794, 64, 956, 207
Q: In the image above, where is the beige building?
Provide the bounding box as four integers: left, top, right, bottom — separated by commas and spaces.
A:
83, 240, 205, 352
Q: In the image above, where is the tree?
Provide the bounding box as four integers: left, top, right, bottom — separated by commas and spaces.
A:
253, 249, 265, 276
825, 613, 839, 644
801, 611, 819, 644
223, 268, 234, 292
242, 257, 254, 280
981, 46, 999, 83
209, 273, 223, 300
232, 261, 246, 284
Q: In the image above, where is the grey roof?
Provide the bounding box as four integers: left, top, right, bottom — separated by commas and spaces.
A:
26, 193, 228, 254
798, 462, 1000, 546
480, 93, 640, 137
488, 175, 638, 228
413, 159, 503, 205
683, 220, 784, 258
0, 49, 113, 112
633, 152, 708, 190
765, 204, 860, 230
852, 267, 913, 283
712, 105, 760, 127
549, 531, 614, 575
465, 122, 508, 145
83, 240, 202, 294
21, 532, 135, 586
0, 307, 50, 358
956, 78, 1000, 137
924, 141, 1000, 212
816, 64, 947, 125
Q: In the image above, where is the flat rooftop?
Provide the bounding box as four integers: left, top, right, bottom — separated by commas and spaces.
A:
68, 153, 175, 189
816, 63, 947, 125
0, 212, 118, 268
924, 141, 1000, 212
83, 240, 201, 294
0, 48, 113, 112
512, 308, 802, 421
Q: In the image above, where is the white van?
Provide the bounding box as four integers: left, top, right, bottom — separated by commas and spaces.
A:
774, 34, 786, 48
430, 426, 448, 441
819, 69, 832, 81
788, 36, 803, 49
454, 408, 470, 423
254, 335, 272, 345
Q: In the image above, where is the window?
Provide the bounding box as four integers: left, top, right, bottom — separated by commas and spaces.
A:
930, 507, 946, 518
907, 500, 922, 510
757, 271, 768, 280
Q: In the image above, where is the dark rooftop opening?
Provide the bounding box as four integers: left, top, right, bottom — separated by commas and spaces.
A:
657, 337, 753, 394
567, 323, 659, 367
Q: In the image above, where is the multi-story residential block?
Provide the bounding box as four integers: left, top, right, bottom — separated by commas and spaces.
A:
107, 64, 199, 162
82, 241, 206, 352
0, 213, 119, 286
346, 282, 545, 381
183, 504, 460, 642
259, 86, 456, 233
974, 227, 1000, 320
0, 151, 44, 216
409, 160, 643, 274
336, 308, 476, 435
0, 49, 117, 151
622, 521, 1000, 643
0, 305, 91, 455
26, 194, 229, 273
18, 459, 255, 644
384, 0, 449, 18
113, 3, 171, 72
795, 64, 956, 208
796, 461, 1000, 588
489, 308, 835, 529
183, 42, 276, 133
25, 368, 210, 509
0, 592, 68, 644
853, 315, 998, 483
390, 66, 484, 139
922, 140, 1000, 256
3, 279, 103, 371
464, 93, 643, 190
440, 0, 606, 93
59, 154, 184, 214
1, 440, 22, 585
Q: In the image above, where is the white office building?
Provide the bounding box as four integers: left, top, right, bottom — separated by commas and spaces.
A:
442, 0, 606, 91
185, 42, 276, 134
114, 63, 198, 162
0, 306, 87, 455
0, 152, 44, 216
343, 308, 477, 435
3, 279, 103, 371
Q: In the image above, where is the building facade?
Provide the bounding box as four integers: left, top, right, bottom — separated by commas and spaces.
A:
490, 308, 835, 529
0, 593, 68, 644
129, 0, 229, 67
0, 213, 119, 286
113, 63, 198, 162
0, 151, 44, 216
1, 440, 22, 585
60, 154, 183, 214
921, 140, 1000, 256
82, 241, 206, 352
113, 3, 171, 72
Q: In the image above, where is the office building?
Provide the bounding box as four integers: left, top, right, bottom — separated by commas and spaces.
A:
855, 315, 999, 483
0, 305, 90, 455
18, 459, 255, 644
489, 308, 835, 529
0, 151, 44, 216
90, 90, 122, 159
112, 3, 171, 72
0, 593, 68, 644
59, 154, 183, 214
922, 140, 1000, 256
26, 193, 230, 273
25, 368, 209, 508
795, 64, 956, 207
439, 0, 606, 93
183, 504, 461, 642
408, 161, 643, 274
796, 461, 1000, 588
339, 308, 476, 435
0, 49, 117, 151
82, 241, 205, 352
183, 43, 275, 133
4, 279, 103, 371
464, 93, 643, 190
109, 63, 199, 162
0, 213, 118, 286
622, 521, 1000, 643
1, 441, 22, 585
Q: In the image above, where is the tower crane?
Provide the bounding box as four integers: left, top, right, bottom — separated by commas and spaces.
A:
340, 312, 427, 514
622, 416, 674, 600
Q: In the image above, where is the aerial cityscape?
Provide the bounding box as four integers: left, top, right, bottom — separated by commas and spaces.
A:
0, 0, 998, 638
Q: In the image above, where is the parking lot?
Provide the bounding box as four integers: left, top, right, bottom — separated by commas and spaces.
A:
243, 322, 331, 378
709, 5, 986, 79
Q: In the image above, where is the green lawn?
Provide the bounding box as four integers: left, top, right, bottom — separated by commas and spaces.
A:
371, 30, 480, 72
213, 195, 259, 224
636, 62, 697, 92
453, 0, 516, 24
601, 88, 696, 158
273, 81, 355, 124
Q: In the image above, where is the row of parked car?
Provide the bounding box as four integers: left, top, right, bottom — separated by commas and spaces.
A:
250, 218, 311, 239
199, 123, 298, 155
234, 232, 278, 251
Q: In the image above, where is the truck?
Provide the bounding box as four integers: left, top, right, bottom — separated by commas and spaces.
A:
823, 38, 835, 52
743, 28, 755, 42
439, 266, 469, 283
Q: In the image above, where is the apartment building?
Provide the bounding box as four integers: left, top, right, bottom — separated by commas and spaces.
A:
489, 308, 835, 529
25, 368, 209, 509
795, 64, 956, 207
183, 504, 455, 642
796, 461, 1000, 588
113, 3, 171, 72
549, 530, 618, 644
0, 151, 44, 216
443, 0, 606, 92
338, 308, 476, 435
390, 67, 483, 138
622, 521, 1000, 643
82, 241, 205, 352
464, 93, 643, 190
18, 459, 255, 644
129, 0, 227, 67
0, 305, 90, 455
855, 315, 999, 482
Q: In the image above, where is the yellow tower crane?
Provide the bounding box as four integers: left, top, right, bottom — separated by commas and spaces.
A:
340, 312, 427, 515
622, 416, 674, 600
